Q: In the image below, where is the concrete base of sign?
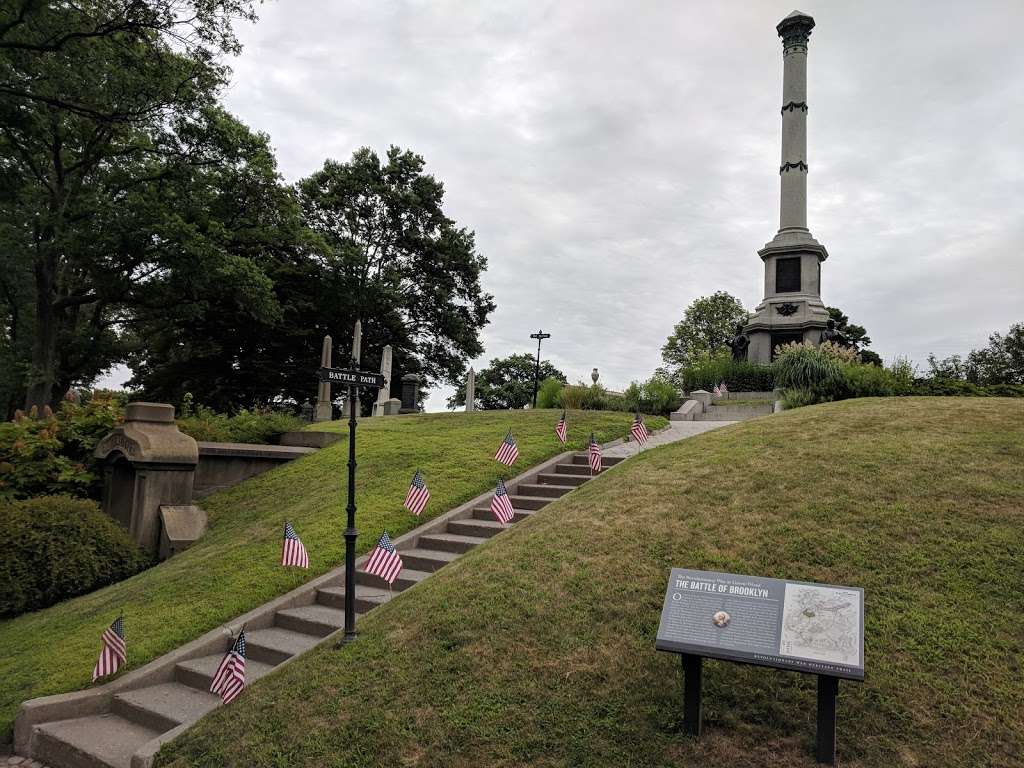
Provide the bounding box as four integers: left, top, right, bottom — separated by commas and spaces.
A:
158, 505, 208, 560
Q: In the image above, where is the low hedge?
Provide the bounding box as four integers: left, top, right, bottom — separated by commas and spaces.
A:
0, 496, 151, 618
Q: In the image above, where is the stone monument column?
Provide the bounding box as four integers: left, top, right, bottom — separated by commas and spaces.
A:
743, 10, 830, 364
465, 367, 475, 412
373, 344, 393, 416
314, 334, 333, 422
342, 320, 362, 418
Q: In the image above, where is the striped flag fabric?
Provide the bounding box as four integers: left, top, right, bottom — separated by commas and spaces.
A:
490, 477, 515, 524
720, 381, 729, 395
588, 433, 602, 474
713, 383, 721, 397
365, 531, 403, 585
210, 630, 246, 704
555, 411, 568, 444
92, 615, 126, 682
630, 413, 648, 446
494, 429, 519, 466
404, 469, 430, 516
281, 521, 309, 568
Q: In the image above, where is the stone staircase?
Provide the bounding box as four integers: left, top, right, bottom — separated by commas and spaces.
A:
14, 451, 624, 768
672, 390, 777, 422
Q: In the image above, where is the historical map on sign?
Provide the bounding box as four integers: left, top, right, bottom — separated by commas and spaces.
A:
779, 583, 861, 667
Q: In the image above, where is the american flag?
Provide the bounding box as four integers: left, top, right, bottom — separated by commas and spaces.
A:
588, 433, 602, 473
720, 380, 729, 395
92, 615, 126, 682
404, 469, 430, 516
494, 429, 519, 466
210, 630, 246, 704
713, 383, 721, 397
281, 521, 309, 568
490, 477, 515, 524
364, 531, 403, 585
555, 411, 567, 444
630, 413, 648, 446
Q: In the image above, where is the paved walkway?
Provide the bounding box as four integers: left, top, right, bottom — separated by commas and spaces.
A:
604, 419, 737, 459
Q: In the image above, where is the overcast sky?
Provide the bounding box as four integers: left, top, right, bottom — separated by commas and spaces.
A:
105, 0, 1024, 409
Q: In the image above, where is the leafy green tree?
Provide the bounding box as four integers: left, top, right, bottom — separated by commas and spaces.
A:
448, 354, 566, 410
928, 323, 1024, 386
662, 291, 748, 370
0, 0, 259, 413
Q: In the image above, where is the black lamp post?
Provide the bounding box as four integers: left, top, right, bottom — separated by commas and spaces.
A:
529, 330, 551, 408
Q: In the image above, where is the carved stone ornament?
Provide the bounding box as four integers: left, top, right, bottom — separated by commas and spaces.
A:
775, 302, 800, 316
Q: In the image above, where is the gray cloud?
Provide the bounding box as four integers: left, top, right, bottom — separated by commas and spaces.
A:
204, 0, 1024, 408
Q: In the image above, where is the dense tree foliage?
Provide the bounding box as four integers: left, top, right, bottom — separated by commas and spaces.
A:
661, 291, 748, 370
0, 2, 495, 416
448, 354, 566, 410
927, 322, 1023, 386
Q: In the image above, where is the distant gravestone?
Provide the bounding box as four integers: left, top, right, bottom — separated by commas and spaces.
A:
372, 344, 394, 417
400, 373, 420, 414
465, 367, 476, 412
314, 335, 333, 422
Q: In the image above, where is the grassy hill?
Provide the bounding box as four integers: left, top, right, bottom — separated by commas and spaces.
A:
0, 409, 657, 742
157, 398, 1024, 768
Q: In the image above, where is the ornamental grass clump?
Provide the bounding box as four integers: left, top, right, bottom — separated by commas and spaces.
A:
773, 342, 845, 405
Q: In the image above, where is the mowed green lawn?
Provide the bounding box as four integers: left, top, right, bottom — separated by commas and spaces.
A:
0, 409, 657, 742
158, 398, 1024, 768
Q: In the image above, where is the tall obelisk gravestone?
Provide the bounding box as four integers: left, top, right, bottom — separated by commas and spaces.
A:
744, 11, 830, 363
314, 335, 333, 422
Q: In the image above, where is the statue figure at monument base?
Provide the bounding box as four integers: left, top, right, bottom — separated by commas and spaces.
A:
724, 322, 751, 362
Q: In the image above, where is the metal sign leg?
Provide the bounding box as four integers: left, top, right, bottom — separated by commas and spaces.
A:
681, 654, 703, 736
816, 675, 838, 764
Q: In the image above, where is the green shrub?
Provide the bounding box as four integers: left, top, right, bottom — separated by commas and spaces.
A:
909, 379, 1024, 398
780, 388, 819, 410
0, 496, 151, 617
624, 377, 683, 415
536, 378, 563, 409
176, 406, 303, 444
557, 385, 588, 410
773, 343, 844, 394
840, 362, 897, 399
679, 355, 776, 393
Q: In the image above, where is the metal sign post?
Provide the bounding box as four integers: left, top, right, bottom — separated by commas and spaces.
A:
316, 364, 386, 645
529, 330, 551, 408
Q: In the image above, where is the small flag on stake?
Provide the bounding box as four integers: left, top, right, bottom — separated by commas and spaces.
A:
495, 429, 519, 466
92, 615, 126, 682
281, 521, 309, 568
588, 433, 602, 474
555, 411, 568, 444
404, 469, 430, 516
490, 477, 515, 524
365, 531, 403, 585
210, 630, 246, 704
720, 381, 729, 395
713, 383, 721, 397
630, 412, 649, 446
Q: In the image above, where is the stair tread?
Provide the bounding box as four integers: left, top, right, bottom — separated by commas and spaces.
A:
36, 713, 161, 768
316, 585, 392, 604
277, 603, 346, 626
397, 547, 461, 563
454, 517, 513, 529
177, 653, 276, 686
246, 627, 323, 656
114, 681, 220, 728
360, 567, 432, 581
419, 532, 490, 545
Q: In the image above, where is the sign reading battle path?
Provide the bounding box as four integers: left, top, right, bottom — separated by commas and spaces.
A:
656, 568, 864, 681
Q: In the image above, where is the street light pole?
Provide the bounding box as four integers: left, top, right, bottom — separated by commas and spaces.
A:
529, 330, 551, 408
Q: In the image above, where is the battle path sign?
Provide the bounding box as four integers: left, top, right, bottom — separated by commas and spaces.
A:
656, 568, 864, 764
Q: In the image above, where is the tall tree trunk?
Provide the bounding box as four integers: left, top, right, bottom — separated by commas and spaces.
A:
25, 253, 58, 411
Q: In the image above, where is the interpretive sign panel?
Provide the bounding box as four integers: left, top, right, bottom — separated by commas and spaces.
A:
655, 568, 864, 681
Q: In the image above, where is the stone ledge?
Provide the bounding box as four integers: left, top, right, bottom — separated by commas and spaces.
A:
196, 442, 316, 459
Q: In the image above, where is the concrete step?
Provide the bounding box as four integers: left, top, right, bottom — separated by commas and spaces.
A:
697, 407, 771, 422
417, 532, 490, 554
504, 495, 552, 510
175, 653, 276, 692
112, 682, 220, 732
398, 547, 461, 573
447, 517, 511, 539
243, 627, 322, 666
536, 472, 589, 487
472, 506, 533, 523
357, 567, 431, 592
570, 453, 624, 467
275, 604, 346, 637
315, 584, 392, 613
32, 713, 161, 768
515, 482, 576, 498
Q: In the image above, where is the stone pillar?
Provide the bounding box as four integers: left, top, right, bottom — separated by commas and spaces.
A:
465, 367, 476, 412
373, 345, 393, 416
399, 373, 420, 414
341, 320, 363, 418
314, 334, 333, 422
778, 11, 812, 234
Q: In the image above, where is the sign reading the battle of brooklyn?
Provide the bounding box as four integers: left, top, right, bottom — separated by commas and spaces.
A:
655, 568, 864, 680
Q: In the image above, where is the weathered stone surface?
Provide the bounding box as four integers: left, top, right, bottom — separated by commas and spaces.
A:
465, 367, 476, 412
399, 373, 420, 414
314, 334, 333, 422
158, 505, 207, 560
373, 345, 393, 415
278, 431, 342, 448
